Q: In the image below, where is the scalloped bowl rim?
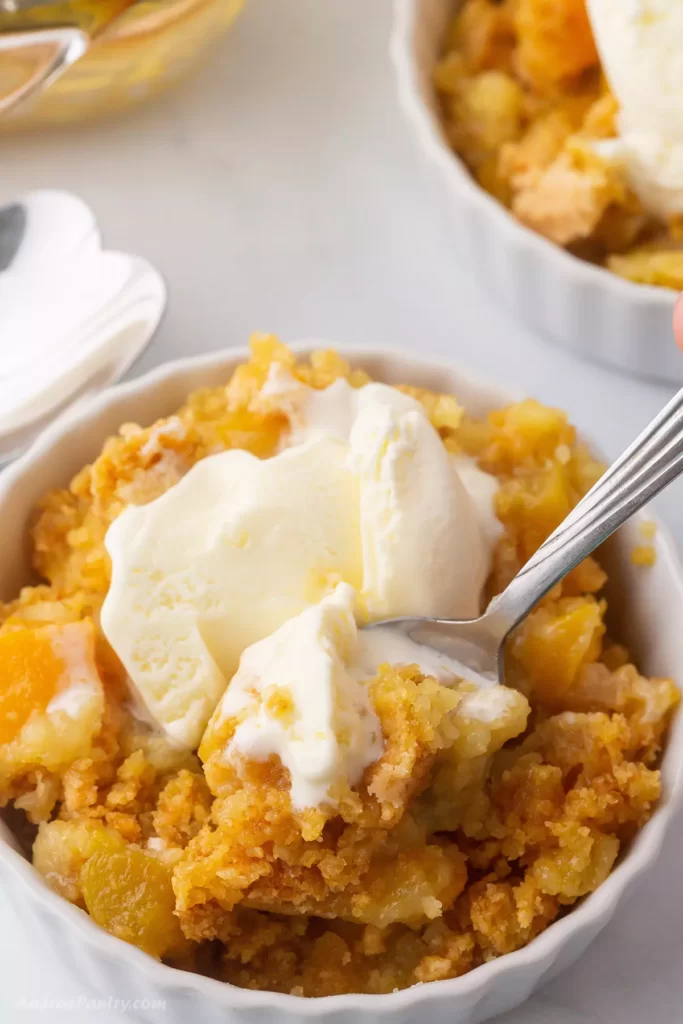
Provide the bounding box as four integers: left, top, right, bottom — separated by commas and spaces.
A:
0, 342, 682, 1016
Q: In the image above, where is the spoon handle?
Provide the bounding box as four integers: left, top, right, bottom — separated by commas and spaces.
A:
486, 386, 683, 636
0, 1, 136, 116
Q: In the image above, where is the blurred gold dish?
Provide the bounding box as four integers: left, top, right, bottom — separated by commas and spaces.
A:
0, 0, 244, 129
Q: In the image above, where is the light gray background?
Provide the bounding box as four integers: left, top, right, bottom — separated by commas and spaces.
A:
1, 1, 682, 1021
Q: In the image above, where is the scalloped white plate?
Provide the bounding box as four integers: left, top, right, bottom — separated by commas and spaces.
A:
0, 189, 166, 461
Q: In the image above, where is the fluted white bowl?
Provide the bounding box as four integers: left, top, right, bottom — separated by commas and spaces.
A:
391, 0, 680, 384
1, 344, 682, 1024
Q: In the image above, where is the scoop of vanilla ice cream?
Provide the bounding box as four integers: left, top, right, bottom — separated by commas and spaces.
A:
103, 367, 500, 756
261, 367, 497, 619
102, 434, 363, 748
206, 583, 383, 809
348, 384, 487, 620
205, 584, 525, 810
451, 455, 502, 551
587, 0, 683, 216
259, 370, 358, 444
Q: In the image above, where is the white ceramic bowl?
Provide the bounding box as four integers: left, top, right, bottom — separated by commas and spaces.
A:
391, 0, 681, 384
1, 345, 682, 1024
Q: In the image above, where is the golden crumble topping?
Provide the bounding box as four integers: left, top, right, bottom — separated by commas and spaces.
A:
435, 0, 683, 287
0, 336, 677, 996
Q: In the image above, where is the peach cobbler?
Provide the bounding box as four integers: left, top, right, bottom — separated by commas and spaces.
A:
435, 0, 683, 288
0, 337, 677, 997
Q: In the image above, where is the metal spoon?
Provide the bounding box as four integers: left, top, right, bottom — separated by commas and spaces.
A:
0, 1, 134, 116
0, 202, 25, 271
366, 386, 683, 683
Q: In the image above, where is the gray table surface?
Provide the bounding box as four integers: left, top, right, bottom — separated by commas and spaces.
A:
1, 1, 682, 1021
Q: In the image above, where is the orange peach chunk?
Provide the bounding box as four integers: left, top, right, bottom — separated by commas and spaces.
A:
81, 832, 186, 959
511, 598, 605, 703
0, 620, 104, 775
515, 0, 599, 89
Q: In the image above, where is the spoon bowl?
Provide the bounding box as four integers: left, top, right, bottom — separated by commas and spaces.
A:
368, 383, 683, 682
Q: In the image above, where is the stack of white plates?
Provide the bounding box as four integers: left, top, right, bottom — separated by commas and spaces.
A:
0, 189, 166, 463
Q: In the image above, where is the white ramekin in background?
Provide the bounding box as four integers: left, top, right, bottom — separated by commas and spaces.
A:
1, 345, 683, 1024
391, 0, 680, 385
